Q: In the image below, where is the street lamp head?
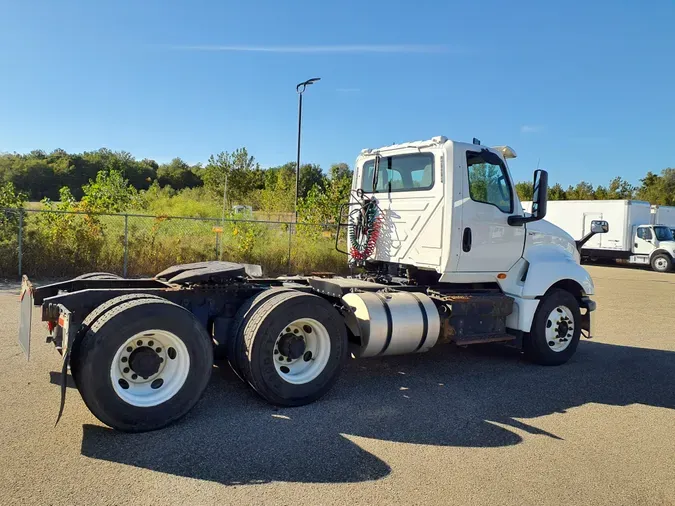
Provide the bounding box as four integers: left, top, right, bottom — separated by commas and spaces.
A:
297, 77, 321, 93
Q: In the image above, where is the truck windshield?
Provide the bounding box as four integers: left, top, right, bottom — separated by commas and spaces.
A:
362, 153, 434, 193
653, 226, 674, 241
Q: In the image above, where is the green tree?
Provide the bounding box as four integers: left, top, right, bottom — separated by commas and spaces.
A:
298, 164, 352, 226
299, 163, 325, 198
80, 170, 139, 213
257, 165, 296, 215
202, 148, 262, 206
157, 158, 202, 189
566, 181, 595, 200
0, 182, 27, 240
606, 176, 634, 199
547, 183, 567, 200
515, 181, 534, 201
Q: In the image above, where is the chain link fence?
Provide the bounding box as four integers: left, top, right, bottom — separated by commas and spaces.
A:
0, 208, 348, 280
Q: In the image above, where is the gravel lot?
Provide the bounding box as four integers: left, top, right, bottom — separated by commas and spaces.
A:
1, 265, 673, 506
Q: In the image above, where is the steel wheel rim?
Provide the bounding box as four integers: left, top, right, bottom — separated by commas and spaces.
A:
273, 318, 331, 385
655, 257, 668, 270
544, 305, 575, 352
110, 329, 190, 407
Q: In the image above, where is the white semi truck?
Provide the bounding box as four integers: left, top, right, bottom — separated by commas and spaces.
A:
20, 136, 605, 432
523, 199, 675, 272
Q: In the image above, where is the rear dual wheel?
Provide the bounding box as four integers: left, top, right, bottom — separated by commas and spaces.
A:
232, 291, 348, 406
71, 296, 213, 432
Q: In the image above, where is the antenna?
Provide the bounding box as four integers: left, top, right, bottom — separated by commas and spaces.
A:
536, 157, 541, 169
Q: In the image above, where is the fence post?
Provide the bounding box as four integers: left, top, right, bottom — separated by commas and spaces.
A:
123, 214, 129, 277
18, 209, 23, 278
287, 223, 292, 273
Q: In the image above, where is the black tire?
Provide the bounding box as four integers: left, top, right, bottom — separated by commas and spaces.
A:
75, 272, 122, 280
225, 288, 295, 381
73, 298, 213, 432
650, 253, 672, 273
524, 289, 581, 366
70, 294, 165, 388
239, 291, 348, 406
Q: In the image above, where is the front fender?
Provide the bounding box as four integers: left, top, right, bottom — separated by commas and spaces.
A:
502, 247, 594, 334
649, 248, 675, 261
522, 253, 594, 298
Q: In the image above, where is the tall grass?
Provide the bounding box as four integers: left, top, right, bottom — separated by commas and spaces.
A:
14, 210, 349, 279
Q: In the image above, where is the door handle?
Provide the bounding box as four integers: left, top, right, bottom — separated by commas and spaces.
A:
462, 227, 472, 252
634, 243, 638, 248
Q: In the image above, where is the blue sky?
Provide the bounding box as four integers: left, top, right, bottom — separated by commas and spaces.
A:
1, 0, 674, 187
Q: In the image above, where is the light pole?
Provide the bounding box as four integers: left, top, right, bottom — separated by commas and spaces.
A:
295, 77, 320, 222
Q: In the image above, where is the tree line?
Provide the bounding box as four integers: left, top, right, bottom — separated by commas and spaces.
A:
0, 147, 348, 204
1, 147, 675, 217
514, 170, 675, 204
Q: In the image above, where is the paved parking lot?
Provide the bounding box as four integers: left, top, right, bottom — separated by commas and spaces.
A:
1, 265, 674, 505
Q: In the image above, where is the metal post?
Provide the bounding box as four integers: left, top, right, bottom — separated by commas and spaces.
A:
295, 92, 303, 223
123, 214, 129, 277
18, 210, 23, 278
287, 222, 292, 273
294, 77, 320, 223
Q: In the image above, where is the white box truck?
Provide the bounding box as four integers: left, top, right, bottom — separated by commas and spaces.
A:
522, 200, 675, 272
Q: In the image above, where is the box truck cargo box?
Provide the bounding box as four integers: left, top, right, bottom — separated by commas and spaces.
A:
522, 200, 675, 272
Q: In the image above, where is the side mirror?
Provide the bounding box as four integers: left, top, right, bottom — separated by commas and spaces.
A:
508, 169, 548, 226
576, 220, 610, 251
590, 220, 609, 234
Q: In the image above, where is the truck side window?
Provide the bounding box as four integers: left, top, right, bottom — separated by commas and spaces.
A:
637, 228, 653, 240
362, 153, 434, 193
466, 150, 513, 213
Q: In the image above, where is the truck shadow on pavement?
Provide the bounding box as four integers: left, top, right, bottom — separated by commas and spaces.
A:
80, 340, 675, 486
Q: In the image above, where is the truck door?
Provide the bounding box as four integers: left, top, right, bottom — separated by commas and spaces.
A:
456, 148, 526, 272
633, 226, 654, 255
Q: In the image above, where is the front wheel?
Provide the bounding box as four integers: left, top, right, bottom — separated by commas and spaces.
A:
525, 289, 581, 366
651, 253, 672, 273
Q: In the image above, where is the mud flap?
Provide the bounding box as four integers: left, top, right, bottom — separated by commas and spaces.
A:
581, 308, 592, 339
18, 276, 33, 360
55, 348, 71, 427
580, 296, 595, 339
55, 308, 74, 427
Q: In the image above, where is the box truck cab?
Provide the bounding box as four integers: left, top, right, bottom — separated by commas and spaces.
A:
632, 224, 675, 271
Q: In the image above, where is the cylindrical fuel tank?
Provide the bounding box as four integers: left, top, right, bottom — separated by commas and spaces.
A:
342, 291, 440, 358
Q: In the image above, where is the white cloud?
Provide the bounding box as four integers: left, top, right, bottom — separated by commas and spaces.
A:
167, 44, 455, 54
521, 125, 544, 134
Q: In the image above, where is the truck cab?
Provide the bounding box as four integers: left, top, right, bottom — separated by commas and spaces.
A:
632, 224, 675, 272
349, 136, 601, 357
